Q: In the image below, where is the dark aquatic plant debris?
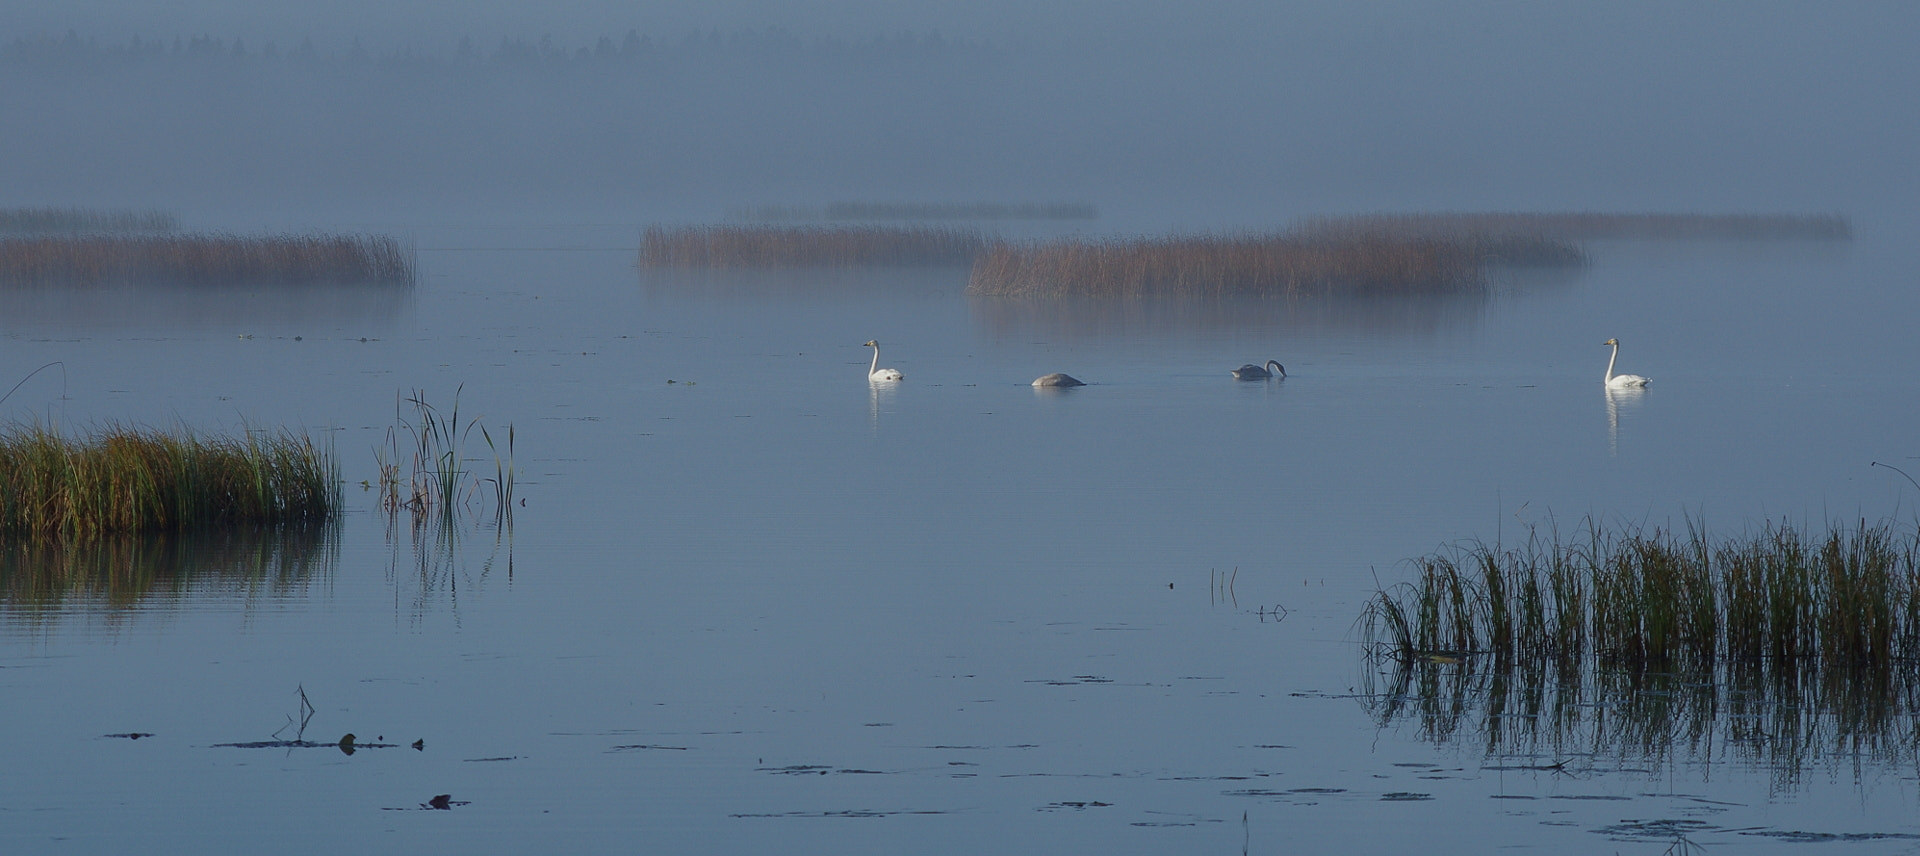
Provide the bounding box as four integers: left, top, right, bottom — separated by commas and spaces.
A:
1039, 801, 1111, 811
380, 795, 471, 811
212, 735, 403, 754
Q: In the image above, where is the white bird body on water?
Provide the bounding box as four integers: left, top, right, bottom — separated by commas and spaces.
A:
1232, 360, 1286, 380
1032, 373, 1085, 387
864, 340, 902, 382
1603, 338, 1649, 388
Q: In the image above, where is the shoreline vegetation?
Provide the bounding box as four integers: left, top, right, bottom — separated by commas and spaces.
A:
0, 424, 337, 537
0, 233, 415, 286
0, 206, 177, 234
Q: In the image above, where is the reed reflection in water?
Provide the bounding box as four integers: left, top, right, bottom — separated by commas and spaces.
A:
382, 514, 513, 624
0, 523, 337, 625
1363, 647, 1920, 791
968, 291, 1493, 343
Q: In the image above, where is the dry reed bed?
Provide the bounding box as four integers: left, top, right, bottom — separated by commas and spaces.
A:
1362, 518, 1920, 671
966, 233, 1499, 298
1296, 211, 1853, 241
639, 224, 987, 268
0, 206, 177, 233
0, 424, 337, 536
0, 233, 415, 285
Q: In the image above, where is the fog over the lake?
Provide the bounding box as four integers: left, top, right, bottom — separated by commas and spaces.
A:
5, 1, 1917, 231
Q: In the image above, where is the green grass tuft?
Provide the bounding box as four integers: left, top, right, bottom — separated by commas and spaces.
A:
0, 422, 337, 536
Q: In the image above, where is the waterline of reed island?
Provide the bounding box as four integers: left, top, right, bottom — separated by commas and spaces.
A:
0, 424, 337, 537
0, 233, 415, 286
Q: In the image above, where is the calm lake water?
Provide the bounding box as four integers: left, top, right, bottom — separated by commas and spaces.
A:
2, 221, 1918, 854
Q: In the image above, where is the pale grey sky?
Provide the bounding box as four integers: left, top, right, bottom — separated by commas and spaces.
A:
6, 1, 1917, 228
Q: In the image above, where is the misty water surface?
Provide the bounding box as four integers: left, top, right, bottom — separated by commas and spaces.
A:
1, 223, 1916, 854
4, 3, 1920, 853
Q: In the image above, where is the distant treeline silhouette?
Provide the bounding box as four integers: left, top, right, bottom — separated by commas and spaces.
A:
1, 26, 991, 69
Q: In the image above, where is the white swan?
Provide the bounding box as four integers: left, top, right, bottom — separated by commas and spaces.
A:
1232, 360, 1286, 380
1032, 373, 1085, 387
864, 340, 902, 382
1603, 338, 1649, 388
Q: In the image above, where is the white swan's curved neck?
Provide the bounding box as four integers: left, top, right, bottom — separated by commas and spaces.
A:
1605, 342, 1619, 382
869, 345, 880, 376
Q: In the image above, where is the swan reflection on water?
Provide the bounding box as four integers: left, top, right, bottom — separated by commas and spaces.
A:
867, 373, 900, 432
1604, 384, 1646, 455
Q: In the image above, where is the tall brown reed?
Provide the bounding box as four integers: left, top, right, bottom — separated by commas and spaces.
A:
639, 224, 985, 267
0, 233, 415, 285
966, 233, 1492, 298
0, 423, 337, 537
